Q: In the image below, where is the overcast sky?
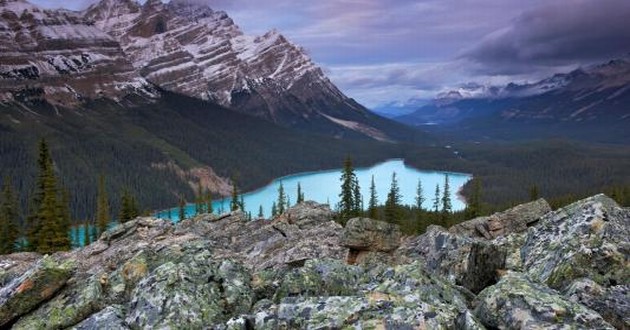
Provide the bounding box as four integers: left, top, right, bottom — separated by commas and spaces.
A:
31, 0, 630, 109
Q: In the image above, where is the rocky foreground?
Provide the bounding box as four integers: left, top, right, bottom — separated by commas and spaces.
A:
0, 194, 628, 329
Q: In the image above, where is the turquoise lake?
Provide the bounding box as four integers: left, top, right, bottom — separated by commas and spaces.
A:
156, 159, 472, 221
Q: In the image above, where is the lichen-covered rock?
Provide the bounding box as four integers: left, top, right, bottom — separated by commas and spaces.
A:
563, 278, 630, 329
474, 272, 614, 329
0, 256, 73, 327
71, 305, 129, 330
522, 194, 629, 291
254, 261, 484, 329
341, 217, 402, 252
273, 201, 335, 229
449, 198, 550, 239
125, 249, 253, 328
12, 274, 103, 330
273, 259, 364, 301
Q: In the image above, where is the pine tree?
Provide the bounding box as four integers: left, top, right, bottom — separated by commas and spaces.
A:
0, 178, 20, 254
441, 174, 452, 221
338, 157, 360, 222
384, 172, 402, 222
195, 184, 204, 215
178, 196, 186, 221
368, 175, 378, 219
55, 189, 72, 250
119, 188, 139, 223
240, 194, 245, 212
415, 179, 425, 210
26, 138, 53, 251
352, 176, 362, 215
96, 174, 110, 236
466, 178, 483, 219
83, 219, 90, 247
297, 182, 304, 204
433, 184, 440, 212
205, 192, 213, 214
277, 182, 286, 214
271, 202, 278, 217
258, 205, 264, 218
529, 185, 539, 201
230, 177, 240, 211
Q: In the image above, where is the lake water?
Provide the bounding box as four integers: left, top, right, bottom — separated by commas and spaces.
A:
156, 159, 472, 221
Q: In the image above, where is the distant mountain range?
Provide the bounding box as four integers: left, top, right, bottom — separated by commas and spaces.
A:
0, 0, 424, 218
395, 58, 630, 143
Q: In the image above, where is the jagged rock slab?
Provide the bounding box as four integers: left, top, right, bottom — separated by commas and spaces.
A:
449, 198, 551, 239
341, 217, 402, 253
0, 256, 73, 327
71, 305, 129, 330
474, 272, 615, 329
522, 194, 629, 290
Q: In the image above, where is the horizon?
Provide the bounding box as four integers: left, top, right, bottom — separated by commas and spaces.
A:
29, 0, 630, 111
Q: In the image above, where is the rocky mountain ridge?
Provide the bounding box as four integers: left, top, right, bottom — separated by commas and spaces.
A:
0, 194, 627, 329
1, 0, 410, 141
395, 57, 630, 143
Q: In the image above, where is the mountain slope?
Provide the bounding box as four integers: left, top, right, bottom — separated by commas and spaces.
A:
82, 0, 420, 141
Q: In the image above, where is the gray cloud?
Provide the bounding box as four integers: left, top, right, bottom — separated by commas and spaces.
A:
462, 0, 630, 74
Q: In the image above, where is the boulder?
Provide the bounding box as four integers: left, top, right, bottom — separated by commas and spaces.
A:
273, 201, 335, 229
125, 249, 253, 328
341, 217, 402, 252
12, 274, 103, 329
71, 305, 129, 330
474, 272, 615, 329
563, 278, 630, 330
0, 256, 74, 327
396, 225, 506, 294
522, 194, 629, 291
450, 198, 551, 239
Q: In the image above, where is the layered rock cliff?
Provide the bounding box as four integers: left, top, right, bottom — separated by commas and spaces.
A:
0, 0, 156, 107
0, 195, 627, 329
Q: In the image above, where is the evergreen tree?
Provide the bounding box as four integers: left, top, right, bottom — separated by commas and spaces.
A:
230, 177, 240, 211
26, 138, 53, 251
178, 196, 186, 221
338, 157, 360, 222
433, 184, 441, 212
271, 202, 278, 217
119, 188, 139, 223
0, 178, 20, 254
277, 182, 286, 214
529, 185, 540, 201
83, 219, 90, 247
55, 189, 72, 250
240, 195, 245, 212
352, 176, 362, 215
205, 192, 214, 214
297, 183, 304, 204
195, 184, 204, 215
415, 179, 425, 210
384, 172, 402, 222
466, 178, 483, 218
441, 174, 452, 214
96, 174, 110, 236
368, 175, 378, 219
258, 205, 264, 218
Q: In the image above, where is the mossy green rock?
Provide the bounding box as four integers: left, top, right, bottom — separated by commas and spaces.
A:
0, 256, 73, 327
522, 194, 629, 290
12, 275, 102, 330
474, 272, 614, 329
125, 250, 253, 329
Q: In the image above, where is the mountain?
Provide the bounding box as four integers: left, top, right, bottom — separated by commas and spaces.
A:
395, 58, 630, 143
0, 0, 156, 107
80, 0, 415, 140
0, 194, 627, 328
0, 0, 428, 219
